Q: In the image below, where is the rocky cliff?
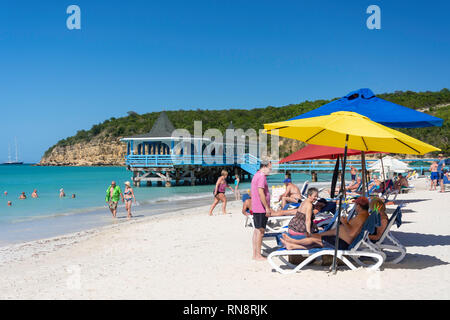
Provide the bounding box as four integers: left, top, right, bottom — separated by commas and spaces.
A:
39, 138, 126, 166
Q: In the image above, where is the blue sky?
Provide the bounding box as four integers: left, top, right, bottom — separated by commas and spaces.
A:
0, 0, 449, 162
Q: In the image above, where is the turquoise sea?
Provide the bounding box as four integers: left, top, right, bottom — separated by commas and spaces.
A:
0, 165, 334, 246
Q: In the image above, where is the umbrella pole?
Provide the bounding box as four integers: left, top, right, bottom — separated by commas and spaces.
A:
380, 153, 386, 181
361, 151, 367, 197
332, 134, 349, 274
330, 155, 340, 199
340, 157, 346, 199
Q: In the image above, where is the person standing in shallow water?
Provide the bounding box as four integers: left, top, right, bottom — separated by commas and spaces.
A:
105, 181, 124, 218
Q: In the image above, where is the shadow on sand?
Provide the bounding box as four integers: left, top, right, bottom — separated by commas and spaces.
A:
396, 208, 416, 214
395, 199, 431, 205
384, 253, 449, 270
391, 231, 450, 247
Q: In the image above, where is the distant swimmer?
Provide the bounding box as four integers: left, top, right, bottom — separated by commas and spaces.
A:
71, 194, 76, 198
59, 188, 66, 198
7, 201, 12, 206
4, 191, 7, 196
19, 192, 26, 199
31, 189, 38, 198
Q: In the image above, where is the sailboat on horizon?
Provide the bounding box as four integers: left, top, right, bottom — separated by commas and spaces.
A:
2, 138, 24, 165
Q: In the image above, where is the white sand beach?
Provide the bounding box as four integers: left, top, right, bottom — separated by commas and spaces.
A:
0, 177, 448, 300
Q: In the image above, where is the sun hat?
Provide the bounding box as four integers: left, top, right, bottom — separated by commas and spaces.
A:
125, 181, 131, 186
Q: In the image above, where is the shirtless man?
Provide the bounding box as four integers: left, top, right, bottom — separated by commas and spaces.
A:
31, 189, 38, 198
331, 176, 362, 196
278, 178, 302, 209
281, 196, 370, 251
430, 161, 438, 191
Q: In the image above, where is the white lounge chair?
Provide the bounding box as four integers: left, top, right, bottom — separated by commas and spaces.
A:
267, 211, 384, 274
300, 180, 309, 199
366, 205, 406, 264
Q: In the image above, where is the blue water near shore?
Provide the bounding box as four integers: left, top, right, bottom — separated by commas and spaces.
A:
0, 165, 334, 246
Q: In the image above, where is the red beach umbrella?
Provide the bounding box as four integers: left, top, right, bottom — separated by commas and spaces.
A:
279, 144, 384, 163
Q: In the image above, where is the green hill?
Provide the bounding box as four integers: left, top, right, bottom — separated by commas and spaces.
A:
44, 88, 450, 157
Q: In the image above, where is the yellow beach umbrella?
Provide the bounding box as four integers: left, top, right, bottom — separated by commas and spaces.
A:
264, 111, 440, 273
264, 111, 440, 155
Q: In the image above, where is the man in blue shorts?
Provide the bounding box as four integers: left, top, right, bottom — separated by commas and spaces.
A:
430, 161, 438, 191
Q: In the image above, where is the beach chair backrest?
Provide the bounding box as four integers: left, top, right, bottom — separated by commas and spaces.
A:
348, 211, 381, 250
376, 205, 401, 243
354, 183, 361, 193
346, 204, 356, 220
320, 213, 339, 232
300, 181, 309, 197
320, 203, 354, 233
393, 206, 402, 228
368, 184, 379, 195
282, 202, 301, 210
386, 179, 394, 191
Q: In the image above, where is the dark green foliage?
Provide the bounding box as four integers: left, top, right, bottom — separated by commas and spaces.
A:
45, 89, 450, 157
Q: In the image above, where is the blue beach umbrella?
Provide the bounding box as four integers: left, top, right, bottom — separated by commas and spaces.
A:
290, 88, 443, 128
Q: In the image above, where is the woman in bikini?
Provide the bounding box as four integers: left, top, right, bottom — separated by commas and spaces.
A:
124, 181, 136, 219
209, 170, 234, 216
